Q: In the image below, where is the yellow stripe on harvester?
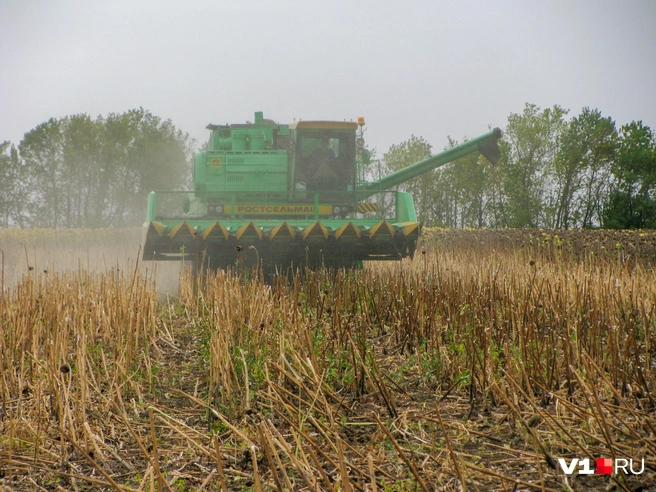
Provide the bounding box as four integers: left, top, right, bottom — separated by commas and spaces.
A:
269, 222, 296, 240
335, 222, 361, 239
369, 220, 395, 239
235, 222, 263, 240
148, 221, 166, 237
202, 221, 230, 241
399, 222, 420, 237
169, 221, 198, 239
302, 221, 329, 240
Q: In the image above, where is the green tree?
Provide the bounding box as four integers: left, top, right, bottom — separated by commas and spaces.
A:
501, 104, 569, 228
426, 167, 458, 228
61, 114, 102, 227
439, 137, 496, 228
425, 143, 486, 229
603, 121, 656, 229
382, 135, 433, 224
95, 108, 194, 226
0, 141, 26, 227
478, 153, 507, 228
18, 109, 193, 228
19, 118, 67, 228
554, 108, 616, 228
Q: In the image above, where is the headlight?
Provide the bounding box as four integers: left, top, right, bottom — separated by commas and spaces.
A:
216, 205, 223, 214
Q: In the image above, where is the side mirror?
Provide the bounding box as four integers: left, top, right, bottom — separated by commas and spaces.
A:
362, 149, 371, 165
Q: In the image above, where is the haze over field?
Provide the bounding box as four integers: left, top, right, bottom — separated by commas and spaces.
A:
1, 0, 655, 153
0, 228, 181, 296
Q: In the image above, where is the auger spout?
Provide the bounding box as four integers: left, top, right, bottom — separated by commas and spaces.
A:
358, 127, 502, 194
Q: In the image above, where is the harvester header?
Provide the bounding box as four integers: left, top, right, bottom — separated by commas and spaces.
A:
142, 112, 501, 274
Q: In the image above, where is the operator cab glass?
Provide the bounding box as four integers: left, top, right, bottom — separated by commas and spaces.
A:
295, 131, 355, 195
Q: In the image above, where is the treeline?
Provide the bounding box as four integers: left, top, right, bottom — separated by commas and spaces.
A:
383, 104, 656, 229
0, 108, 193, 228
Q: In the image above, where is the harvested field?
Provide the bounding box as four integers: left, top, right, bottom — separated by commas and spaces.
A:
1, 228, 655, 491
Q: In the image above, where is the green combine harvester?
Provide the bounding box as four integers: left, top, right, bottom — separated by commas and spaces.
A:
142, 112, 501, 273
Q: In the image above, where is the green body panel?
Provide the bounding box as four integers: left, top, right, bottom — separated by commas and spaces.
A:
194, 150, 288, 195
142, 112, 501, 271
195, 112, 290, 198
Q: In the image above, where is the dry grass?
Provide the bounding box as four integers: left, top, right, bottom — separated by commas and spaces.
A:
1, 228, 655, 491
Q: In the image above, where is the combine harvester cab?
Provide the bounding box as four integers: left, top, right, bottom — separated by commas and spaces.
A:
142, 112, 501, 274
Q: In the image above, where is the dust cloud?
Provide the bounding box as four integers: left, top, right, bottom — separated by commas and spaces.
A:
0, 228, 183, 301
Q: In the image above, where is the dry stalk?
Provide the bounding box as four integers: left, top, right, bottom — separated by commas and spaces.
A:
259, 421, 294, 490
581, 354, 656, 452
63, 431, 126, 492
307, 444, 333, 490
367, 453, 378, 492
373, 413, 430, 492
336, 435, 352, 492
213, 435, 228, 492
148, 407, 163, 492
265, 420, 316, 490
240, 348, 251, 411
111, 397, 174, 492
171, 387, 255, 446
196, 469, 216, 492
250, 445, 262, 492
490, 380, 558, 471
433, 403, 467, 492
257, 422, 284, 491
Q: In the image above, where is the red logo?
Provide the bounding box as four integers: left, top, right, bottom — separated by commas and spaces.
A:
596, 458, 613, 475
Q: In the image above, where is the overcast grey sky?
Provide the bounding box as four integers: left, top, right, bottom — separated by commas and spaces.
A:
1, 0, 655, 155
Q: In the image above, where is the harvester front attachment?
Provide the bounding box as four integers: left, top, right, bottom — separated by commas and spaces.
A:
142, 199, 420, 274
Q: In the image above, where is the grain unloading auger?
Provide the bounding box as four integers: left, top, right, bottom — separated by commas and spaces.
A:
142, 112, 501, 273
